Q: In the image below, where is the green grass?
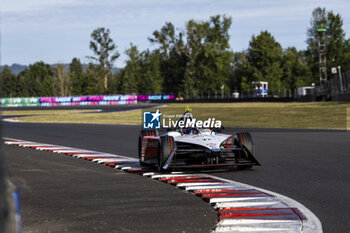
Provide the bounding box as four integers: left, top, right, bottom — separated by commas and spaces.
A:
162, 102, 349, 129
2, 102, 350, 130
13, 110, 142, 125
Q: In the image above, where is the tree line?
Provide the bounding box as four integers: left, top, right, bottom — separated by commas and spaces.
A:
1, 7, 350, 98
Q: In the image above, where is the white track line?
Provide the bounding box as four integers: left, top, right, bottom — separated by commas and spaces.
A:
2, 118, 20, 123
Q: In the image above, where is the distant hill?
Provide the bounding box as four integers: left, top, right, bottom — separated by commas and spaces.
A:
0, 64, 28, 75
0, 63, 120, 75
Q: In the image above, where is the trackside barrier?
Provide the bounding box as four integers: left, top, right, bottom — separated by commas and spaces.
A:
1, 94, 179, 107
1, 97, 40, 107
137, 94, 175, 101
39, 95, 137, 106
1, 95, 138, 107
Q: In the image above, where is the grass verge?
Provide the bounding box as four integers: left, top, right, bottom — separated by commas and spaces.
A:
2, 102, 350, 130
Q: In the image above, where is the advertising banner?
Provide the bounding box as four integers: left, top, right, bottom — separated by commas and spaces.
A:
1, 97, 40, 107
1, 95, 137, 107
137, 94, 175, 101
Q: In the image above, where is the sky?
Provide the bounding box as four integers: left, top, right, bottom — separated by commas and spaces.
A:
1, 0, 350, 68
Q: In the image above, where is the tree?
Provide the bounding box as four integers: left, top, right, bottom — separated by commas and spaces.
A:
327, 11, 348, 71
88, 27, 120, 92
84, 63, 102, 95
343, 39, 350, 71
120, 45, 164, 95
149, 22, 176, 58
306, 7, 350, 83
230, 51, 249, 93
53, 64, 71, 96
16, 62, 54, 97
120, 44, 142, 94
281, 48, 312, 95
108, 73, 122, 94
149, 22, 186, 95
138, 50, 163, 94
149, 15, 233, 97
0, 66, 17, 97
246, 31, 283, 94
179, 15, 233, 97
305, 7, 326, 84
148, 51, 163, 94
70, 58, 84, 95
195, 15, 233, 96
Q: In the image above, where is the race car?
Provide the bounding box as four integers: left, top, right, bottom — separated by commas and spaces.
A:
138, 110, 260, 171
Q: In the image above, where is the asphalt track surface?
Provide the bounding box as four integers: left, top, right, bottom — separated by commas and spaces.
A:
2, 120, 350, 232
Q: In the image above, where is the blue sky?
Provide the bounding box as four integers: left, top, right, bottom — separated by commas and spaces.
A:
2, 0, 350, 68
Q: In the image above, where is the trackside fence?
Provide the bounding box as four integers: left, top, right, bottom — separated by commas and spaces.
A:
315, 69, 350, 101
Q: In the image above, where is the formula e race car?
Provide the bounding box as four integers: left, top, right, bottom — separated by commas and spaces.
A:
138, 110, 260, 171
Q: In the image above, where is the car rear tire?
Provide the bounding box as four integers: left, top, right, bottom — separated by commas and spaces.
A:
158, 136, 175, 171
234, 132, 255, 169
138, 129, 159, 164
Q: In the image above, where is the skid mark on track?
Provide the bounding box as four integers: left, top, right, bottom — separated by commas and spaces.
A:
4, 137, 322, 233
